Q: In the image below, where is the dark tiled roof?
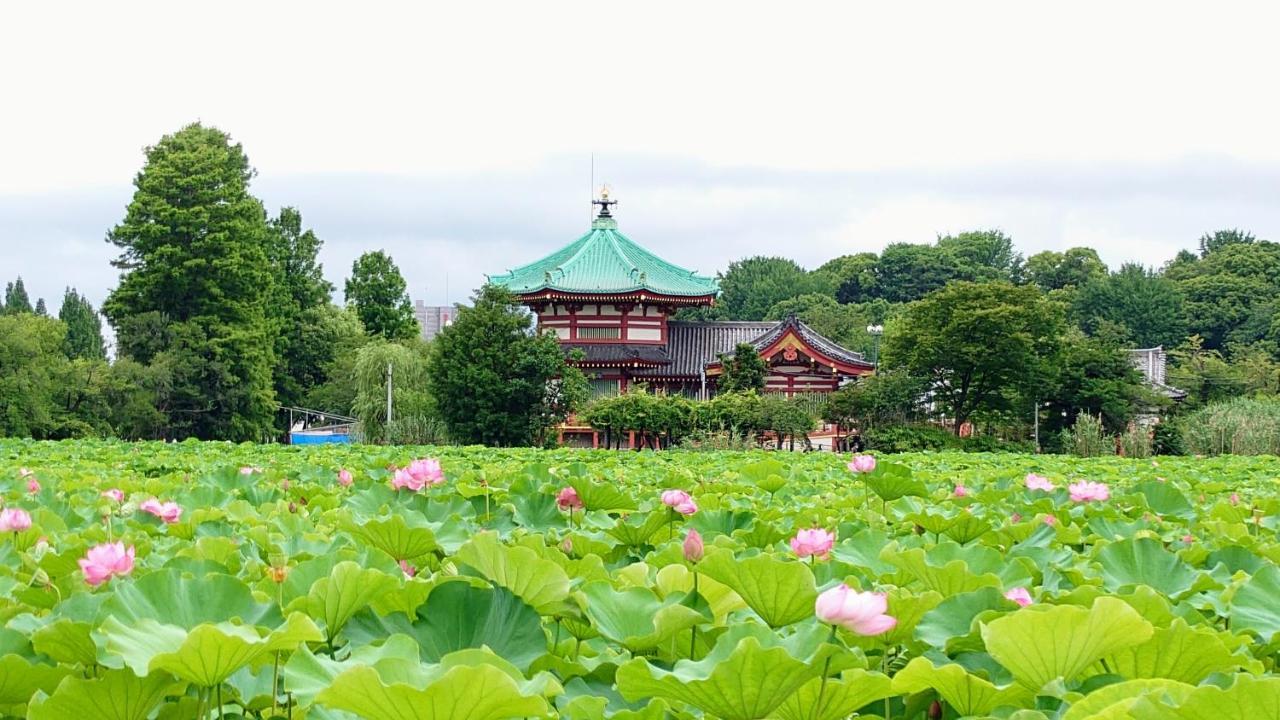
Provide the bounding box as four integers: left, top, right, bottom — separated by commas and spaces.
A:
745, 315, 873, 369
635, 321, 774, 377
563, 343, 671, 366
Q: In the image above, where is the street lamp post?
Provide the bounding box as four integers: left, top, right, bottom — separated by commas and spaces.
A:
866, 324, 884, 370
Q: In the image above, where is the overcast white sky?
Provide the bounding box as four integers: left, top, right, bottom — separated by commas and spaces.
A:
3, 1, 1280, 316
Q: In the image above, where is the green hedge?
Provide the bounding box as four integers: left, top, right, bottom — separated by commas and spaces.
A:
861, 424, 1034, 454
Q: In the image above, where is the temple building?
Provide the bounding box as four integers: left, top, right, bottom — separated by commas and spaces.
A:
489, 190, 874, 401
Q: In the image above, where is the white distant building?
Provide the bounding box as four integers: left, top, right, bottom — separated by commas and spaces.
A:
414, 301, 453, 341
1127, 347, 1186, 400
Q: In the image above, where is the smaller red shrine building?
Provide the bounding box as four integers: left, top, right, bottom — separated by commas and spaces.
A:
489, 190, 875, 404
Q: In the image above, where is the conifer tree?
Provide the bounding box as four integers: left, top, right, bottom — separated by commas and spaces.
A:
103, 122, 277, 440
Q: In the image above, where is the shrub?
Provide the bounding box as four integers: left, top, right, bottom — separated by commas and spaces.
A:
1182, 397, 1280, 456
1151, 419, 1186, 456
1118, 424, 1152, 458
1069, 414, 1110, 457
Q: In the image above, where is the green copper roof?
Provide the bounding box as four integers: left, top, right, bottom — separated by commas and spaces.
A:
489, 215, 719, 298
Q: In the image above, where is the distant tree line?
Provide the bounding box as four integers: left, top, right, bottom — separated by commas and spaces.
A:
0, 123, 584, 444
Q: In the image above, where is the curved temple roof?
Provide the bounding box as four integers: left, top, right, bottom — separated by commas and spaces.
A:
489, 214, 719, 299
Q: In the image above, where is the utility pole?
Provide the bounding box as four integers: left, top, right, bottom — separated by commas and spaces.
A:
1033, 398, 1039, 453
386, 361, 394, 426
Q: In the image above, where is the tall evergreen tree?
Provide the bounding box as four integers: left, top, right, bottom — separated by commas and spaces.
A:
4, 277, 32, 314
266, 207, 336, 408
58, 288, 106, 360
344, 251, 418, 340
34, 298, 47, 316
102, 122, 278, 441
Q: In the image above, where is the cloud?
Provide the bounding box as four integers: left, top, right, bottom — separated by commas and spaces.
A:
1, 154, 1277, 320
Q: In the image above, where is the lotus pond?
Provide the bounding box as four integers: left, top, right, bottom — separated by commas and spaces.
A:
1, 440, 1279, 720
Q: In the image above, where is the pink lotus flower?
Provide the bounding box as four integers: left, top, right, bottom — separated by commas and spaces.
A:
1010, 512, 1023, 523
1230, 493, 1240, 506
1043, 514, 1057, 526
683, 529, 704, 563
848, 455, 876, 474
556, 487, 583, 511
814, 584, 897, 635
26, 478, 40, 494
407, 458, 445, 486
560, 536, 573, 555
398, 559, 417, 578
1182, 534, 1194, 543
661, 489, 692, 507
1068, 481, 1110, 503
1004, 587, 1033, 607
1024, 473, 1055, 492
79, 542, 135, 586
337, 469, 353, 487
18, 467, 33, 478
102, 488, 124, 503
673, 498, 698, 516
0, 508, 32, 532
390, 467, 424, 491
791, 528, 835, 560
953, 485, 969, 498
139, 498, 182, 524
239, 466, 261, 475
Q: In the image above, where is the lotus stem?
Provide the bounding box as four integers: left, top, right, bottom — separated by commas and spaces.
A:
813, 624, 839, 718
271, 651, 280, 716
690, 571, 700, 659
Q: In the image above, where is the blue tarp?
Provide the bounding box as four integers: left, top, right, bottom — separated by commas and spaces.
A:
289, 430, 352, 445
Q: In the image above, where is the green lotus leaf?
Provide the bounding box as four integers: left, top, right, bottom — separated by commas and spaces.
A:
905, 511, 955, 536
944, 513, 993, 544
455, 532, 572, 615
1096, 538, 1203, 597
829, 530, 896, 576
568, 476, 638, 513
616, 622, 841, 720
100, 569, 280, 629
27, 668, 185, 720
349, 514, 440, 561
283, 634, 423, 705
1127, 674, 1280, 720
771, 669, 894, 720
412, 581, 547, 670
740, 458, 788, 495
981, 596, 1154, 692
307, 561, 398, 643
654, 564, 748, 624
696, 548, 817, 628
1099, 617, 1248, 683
0, 654, 71, 706
1135, 481, 1194, 519
892, 656, 1034, 716
881, 544, 1004, 595
315, 661, 553, 720
606, 512, 669, 547
861, 462, 927, 502
915, 586, 1017, 650
1228, 563, 1280, 642
101, 612, 321, 686
580, 581, 704, 652
31, 618, 98, 666
1061, 678, 1195, 720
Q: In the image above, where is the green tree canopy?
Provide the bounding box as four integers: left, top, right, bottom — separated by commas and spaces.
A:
58, 288, 106, 360
427, 284, 585, 446
875, 243, 969, 303
344, 250, 418, 340
3, 277, 32, 314
1165, 240, 1280, 352
717, 342, 768, 394
884, 281, 1064, 433
763, 294, 891, 358
1072, 263, 1187, 349
715, 256, 821, 320
935, 229, 1023, 282
267, 207, 338, 409
1040, 330, 1147, 441
1198, 228, 1255, 257
1025, 248, 1108, 291
102, 122, 277, 441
